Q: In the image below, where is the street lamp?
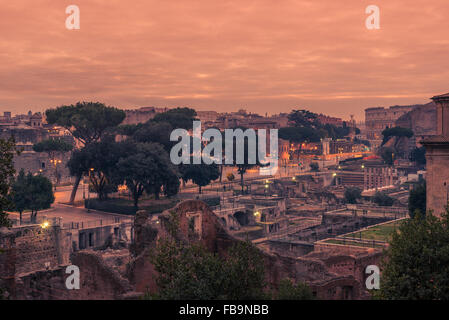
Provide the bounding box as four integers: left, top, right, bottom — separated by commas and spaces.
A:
50, 159, 62, 190
41, 221, 50, 229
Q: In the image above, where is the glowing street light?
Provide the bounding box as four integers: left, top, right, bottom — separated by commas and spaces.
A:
332, 173, 337, 177
41, 221, 50, 229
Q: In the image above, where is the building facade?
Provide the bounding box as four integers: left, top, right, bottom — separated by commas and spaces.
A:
422, 93, 449, 216
365, 105, 415, 141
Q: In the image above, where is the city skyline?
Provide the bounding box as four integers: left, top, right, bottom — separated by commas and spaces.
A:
1, 1, 449, 119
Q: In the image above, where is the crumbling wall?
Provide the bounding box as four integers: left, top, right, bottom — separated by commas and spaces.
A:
126, 200, 373, 299
13, 251, 133, 300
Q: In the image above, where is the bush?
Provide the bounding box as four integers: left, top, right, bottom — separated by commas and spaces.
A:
310, 162, 319, 172
373, 192, 394, 207
85, 198, 179, 215
85, 198, 137, 215
344, 187, 362, 204
408, 182, 426, 218
276, 279, 314, 300
201, 197, 220, 207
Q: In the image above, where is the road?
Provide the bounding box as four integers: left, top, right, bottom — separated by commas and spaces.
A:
8, 203, 129, 226
54, 183, 87, 203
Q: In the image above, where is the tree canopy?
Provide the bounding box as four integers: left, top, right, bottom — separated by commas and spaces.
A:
380, 147, 394, 165
46, 102, 126, 203
11, 171, 54, 223
150, 239, 266, 300
33, 138, 73, 155
344, 187, 362, 204
45, 102, 126, 145
381, 126, 414, 146
373, 192, 394, 207
287, 109, 321, 128
0, 137, 17, 227
410, 147, 426, 166
67, 137, 130, 200
117, 142, 180, 207
378, 210, 449, 299
180, 162, 219, 194
408, 182, 426, 218
152, 107, 197, 130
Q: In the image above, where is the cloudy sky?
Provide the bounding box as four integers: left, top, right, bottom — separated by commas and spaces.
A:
1, 0, 448, 119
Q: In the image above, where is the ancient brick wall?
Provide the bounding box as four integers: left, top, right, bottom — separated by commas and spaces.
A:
13, 251, 133, 300
12, 226, 62, 276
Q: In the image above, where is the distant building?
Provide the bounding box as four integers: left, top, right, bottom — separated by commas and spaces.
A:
317, 114, 343, 127
363, 162, 394, 191
122, 107, 168, 125
365, 105, 415, 146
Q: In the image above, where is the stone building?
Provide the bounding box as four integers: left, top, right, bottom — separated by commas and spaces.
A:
363, 162, 393, 191
422, 93, 449, 216
122, 107, 168, 125
365, 105, 415, 148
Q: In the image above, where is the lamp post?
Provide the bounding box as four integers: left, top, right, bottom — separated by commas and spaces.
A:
50, 159, 62, 190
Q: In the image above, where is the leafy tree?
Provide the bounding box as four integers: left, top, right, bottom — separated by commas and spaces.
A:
381, 126, 414, 146
0, 137, 17, 227
32, 137, 73, 156
344, 187, 362, 204
222, 128, 263, 194
410, 147, 426, 166
132, 121, 174, 152
378, 210, 449, 299
67, 137, 127, 200
276, 279, 314, 300
222, 240, 266, 299
45, 102, 126, 203
152, 107, 197, 130
11, 170, 28, 223
150, 239, 266, 300
33, 138, 73, 185
279, 126, 322, 156
28, 173, 54, 223
408, 182, 426, 218
180, 162, 219, 194
288, 109, 321, 129
117, 142, 179, 207
373, 192, 394, 207
12, 172, 54, 223
380, 147, 394, 165
309, 162, 319, 172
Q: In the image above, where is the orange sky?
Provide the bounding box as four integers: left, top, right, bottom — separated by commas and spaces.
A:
1, 0, 448, 120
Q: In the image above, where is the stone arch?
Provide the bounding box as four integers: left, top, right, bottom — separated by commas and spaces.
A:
233, 210, 249, 226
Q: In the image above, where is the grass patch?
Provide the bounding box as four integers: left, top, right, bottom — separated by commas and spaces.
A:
345, 220, 405, 242
325, 239, 385, 248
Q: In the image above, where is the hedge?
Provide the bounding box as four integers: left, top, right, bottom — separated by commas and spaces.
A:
85, 198, 179, 215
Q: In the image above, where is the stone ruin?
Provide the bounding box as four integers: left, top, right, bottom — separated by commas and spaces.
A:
0, 200, 383, 300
